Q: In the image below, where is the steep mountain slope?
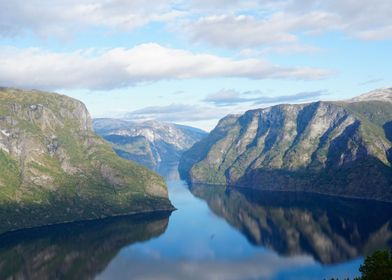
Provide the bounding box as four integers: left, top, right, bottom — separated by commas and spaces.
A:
93, 118, 207, 174
180, 88, 392, 201
0, 87, 173, 233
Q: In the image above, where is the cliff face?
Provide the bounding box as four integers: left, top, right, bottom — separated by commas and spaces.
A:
179, 88, 392, 201
93, 118, 206, 174
0, 88, 173, 233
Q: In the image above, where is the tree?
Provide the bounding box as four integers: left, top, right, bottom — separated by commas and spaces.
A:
359, 250, 392, 280
326, 250, 392, 280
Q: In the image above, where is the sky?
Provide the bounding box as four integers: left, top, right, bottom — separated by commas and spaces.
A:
0, 0, 391, 131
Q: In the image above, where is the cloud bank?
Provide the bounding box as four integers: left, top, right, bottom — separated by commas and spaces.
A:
204, 89, 328, 106
0, 0, 183, 38
1, 0, 391, 43
181, 0, 392, 50
124, 103, 230, 122
0, 44, 330, 90
123, 90, 328, 124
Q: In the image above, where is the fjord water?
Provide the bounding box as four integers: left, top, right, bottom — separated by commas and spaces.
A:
1, 180, 392, 280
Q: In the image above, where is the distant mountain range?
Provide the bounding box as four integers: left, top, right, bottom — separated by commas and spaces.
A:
93, 118, 207, 177
180, 87, 392, 201
0, 87, 173, 234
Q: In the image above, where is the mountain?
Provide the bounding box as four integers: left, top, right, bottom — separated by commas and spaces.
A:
93, 118, 207, 177
0, 212, 170, 280
351, 87, 392, 103
0, 87, 173, 234
179, 88, 392, 201
190, 184, 392, 264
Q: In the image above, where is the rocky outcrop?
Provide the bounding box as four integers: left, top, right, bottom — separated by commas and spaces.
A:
93, 118, 206, 176
0, 87, 173, 234
180, 88, 392, 201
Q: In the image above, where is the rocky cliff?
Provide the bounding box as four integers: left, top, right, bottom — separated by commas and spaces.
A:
180, 88, 392, 201
93, 118, 206, 176
0, 87, 173, 233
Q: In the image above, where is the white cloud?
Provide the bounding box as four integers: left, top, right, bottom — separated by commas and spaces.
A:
240, 43, 322, 56
0, 0, 183, 38
1, 0, 390, 60
181, 12, 338, 49
356, 26, 392, 40
203, 89, 328, 106
204, 89, 249, 106
184, 0, 283, 13
0, 44, 330, 90
286, 0, 392, 40
178, 0, 392, 51
184, 14, 296, 48
123, 91, 328, 126
1, 0, 391, 43
124, 104, 230, 122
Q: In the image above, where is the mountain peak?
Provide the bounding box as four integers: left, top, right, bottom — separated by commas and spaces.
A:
350, 87, 392, 103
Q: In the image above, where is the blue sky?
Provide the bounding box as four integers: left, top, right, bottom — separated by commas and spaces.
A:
0, 0, 391, 130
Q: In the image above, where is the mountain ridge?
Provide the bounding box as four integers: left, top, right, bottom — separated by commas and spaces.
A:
93, 118, 207, 175
350, 87, 392, 103
179, 88, 392, 201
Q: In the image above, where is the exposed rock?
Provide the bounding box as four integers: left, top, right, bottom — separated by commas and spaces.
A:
180, 88, 392, 201
350, 87, 392, 103
93, 118, 207, 177
0, 87, 173, 234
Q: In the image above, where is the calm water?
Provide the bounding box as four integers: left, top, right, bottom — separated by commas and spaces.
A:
1, 179, 392, 280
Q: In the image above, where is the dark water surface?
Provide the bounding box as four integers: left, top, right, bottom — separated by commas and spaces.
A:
1, 180, 392, 280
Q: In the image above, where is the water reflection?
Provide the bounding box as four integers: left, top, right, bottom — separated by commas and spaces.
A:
155, 162, 180, 181
190, 184, 392, 264
0, 181, 390, 280
0, 212, 171, 280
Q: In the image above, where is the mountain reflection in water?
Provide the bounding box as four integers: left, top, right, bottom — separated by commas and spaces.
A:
0, 212, 170, 280
0, 180, 391, 280
190, 184, 392, 264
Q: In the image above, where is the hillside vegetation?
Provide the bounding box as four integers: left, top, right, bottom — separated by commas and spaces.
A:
180, 88, 392, 201
0, 87, 173, 233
